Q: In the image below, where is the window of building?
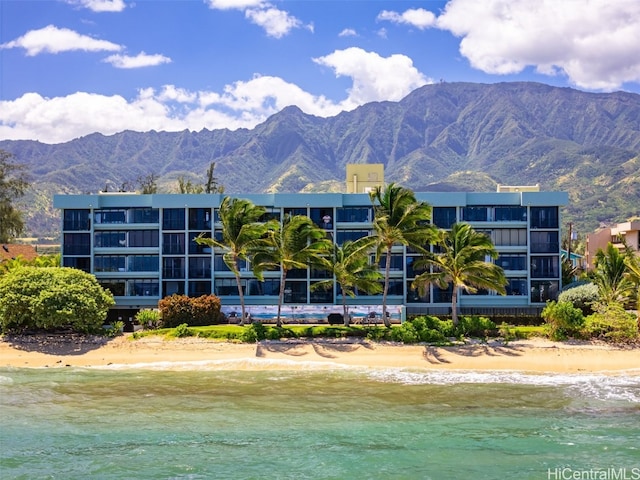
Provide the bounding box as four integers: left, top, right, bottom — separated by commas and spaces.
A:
162, 233, 185, 255
336, 207, 372, 223
189, 257, 211, 278
129, 230, 159, 247
260, 208, 281, 222
128, 279, 159, 297
530, 281, 559, 302
433, 284, 453, 303
284, 208, 307, 217
432, 207, 457, 228
63, 233, 91, 255
189, 232, 212, 254
62, 256, 91, 272
530, 231, 559, 253
505, 278, 527, 296
130, 208, 159, 224
189, 281, 211, 297
94, 255, 126, 272
377, 254, 404, 271
494, 206, 527, 222
163, 208, 185, 230
99, 279, 126, 296
163, 281, 185, 296
214, 255, 248, 272
284, 281, 307, 303
492, 229, 527, 246
189, 208, 212, 230
530, 207, 559, 229
310, 208, 333, 229
406, 256, 427, 278
94, 209, 126, 224
95, 231, 126, 248
163, 257, 185, 279
530, 256, 559, 278
406, 281, 429, 303
310, 282, 333, 303
495, 254, 527, 271
336, 230, 370, 245
462, 206, 488, 222
129, 255, 159, 272
63, 209, 90, 230
214, 278, 239, 296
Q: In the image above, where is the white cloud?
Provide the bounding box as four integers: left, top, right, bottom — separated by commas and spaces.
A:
313, 47, 431, 106
435, 0, 640, 91
67, 0, 127, 12
0, 48, 431, 144
338, 28, 357, 37
104, 52, 172, 68
377, 8, 437, 29
206, 0, 264, 10
0, 25, 122, 56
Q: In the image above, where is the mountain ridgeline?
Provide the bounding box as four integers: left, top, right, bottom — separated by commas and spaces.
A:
1, 82, 639, 238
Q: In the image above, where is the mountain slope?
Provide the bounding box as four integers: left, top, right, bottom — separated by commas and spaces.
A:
1, 82, 638, 237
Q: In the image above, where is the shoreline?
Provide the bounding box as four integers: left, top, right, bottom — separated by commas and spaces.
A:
1, 334, 639, 375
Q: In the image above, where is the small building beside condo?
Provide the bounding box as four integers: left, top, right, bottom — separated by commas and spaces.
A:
54, 186, 568, 320
585, 219, 640, 270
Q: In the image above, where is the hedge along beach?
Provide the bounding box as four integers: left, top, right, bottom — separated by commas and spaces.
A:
2, 336, 639, 479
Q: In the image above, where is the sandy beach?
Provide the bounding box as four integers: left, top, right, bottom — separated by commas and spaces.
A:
1, 334, 638, 374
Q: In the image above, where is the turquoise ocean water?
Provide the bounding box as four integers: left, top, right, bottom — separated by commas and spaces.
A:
1, 361, 639, 480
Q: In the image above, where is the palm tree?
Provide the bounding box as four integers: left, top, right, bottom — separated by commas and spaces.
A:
592, 243, 635, 306
195, 196, 270, 324
253, 214, 331, 327
412, 222, 507, 326
622, 243, 640, 325
312, 236, 383, 325
369, 183, 435, 326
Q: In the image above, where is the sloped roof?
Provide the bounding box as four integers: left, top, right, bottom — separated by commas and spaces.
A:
0, 244, 39, 263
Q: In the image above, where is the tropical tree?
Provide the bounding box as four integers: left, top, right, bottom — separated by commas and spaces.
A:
591, 243, 635, 307
312, 236, 383, 325
622, 243, 640, 323
253, 214, 331, 327
0, 150, 29, 243
195, 196, 270, 324
412, 222, 507, 326
369, 183, 435, 326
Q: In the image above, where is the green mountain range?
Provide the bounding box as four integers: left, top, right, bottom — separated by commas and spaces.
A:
1, 81, 638, 239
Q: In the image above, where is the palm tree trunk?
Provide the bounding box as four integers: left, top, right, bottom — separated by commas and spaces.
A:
382, 247, 391, 327
233, 259, 245, 326
451, 287, 459, 326
276, 269, 287, 327
342, 287, 349, 326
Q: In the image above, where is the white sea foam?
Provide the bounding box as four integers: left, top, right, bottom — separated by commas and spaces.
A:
0, 375, 14, 385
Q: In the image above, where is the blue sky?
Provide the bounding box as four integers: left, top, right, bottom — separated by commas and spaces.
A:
1, 0, 639, 144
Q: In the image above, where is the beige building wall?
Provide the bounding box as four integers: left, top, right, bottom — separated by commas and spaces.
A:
346, 164, 384, 193
585, 220, 640, 270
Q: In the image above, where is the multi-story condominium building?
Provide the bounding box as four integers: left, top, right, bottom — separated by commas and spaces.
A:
54, 189, 568, 320
585, 220, 640, 270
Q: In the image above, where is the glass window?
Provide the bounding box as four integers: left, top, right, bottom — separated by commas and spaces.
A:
129, 255, 158, 272
492, 229, 527, 246
129, 279, 159, 296
310, 208, 333, 229
260, 208, 281, 222
495, 254, 527, 271
530, 256, 559, 278
189, 257, 211, 279
163, 281, 185, 296
94, 255, 126, 272
94, 209, 126, 224
531, 281, 559, 302
432, 207, 457, 228
406, 256, 427, 277
163, 257, 185, 279
162, 233, 185, 254
99, 279, 126, 296
189, 208, 212, 230
284, 281, 307, 303
378, 254, 403, 271
530, 207, 559, 229
506, 278, 527, 296
494, 206, 526, 222
336, 230, 369, 245
287, 268, 307, 279
214, 255, 248, 272
433, 284, 453, 303
189, 232, 212, 254
163, 208, 185, 230
62, 256, 91, 272
95, 231, 126, 248
530, 231, 559, 253
63, 209, 90, 230
214, 278, 239, 296
63, 233, 90, 255
284, 208, 307, 217
189, 281, 211, 297
407, 281, 429, 303
462, 206, 488, 222
129, 230, 159, 247
336, 207, 372, 223
130, 208, 159, 224
310, 282, 333, 303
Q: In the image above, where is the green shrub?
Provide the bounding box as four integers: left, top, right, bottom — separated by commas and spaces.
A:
174, 323, 193, 338
0, 267, 114, 334
455, 316, 496, 338
189, 295, 223, 326
558, 283, 599, 315
541, 300, 585, 341
106, 321, 124, 337
240, 322, 267, 342
135, 309, 162, 329
582, 303, 638, 343
158, 294, 223, 327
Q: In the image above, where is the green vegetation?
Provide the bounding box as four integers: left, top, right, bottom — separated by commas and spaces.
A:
0, 266, 114, 334
0, 150, 29, 243
158, 294, 223, 328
